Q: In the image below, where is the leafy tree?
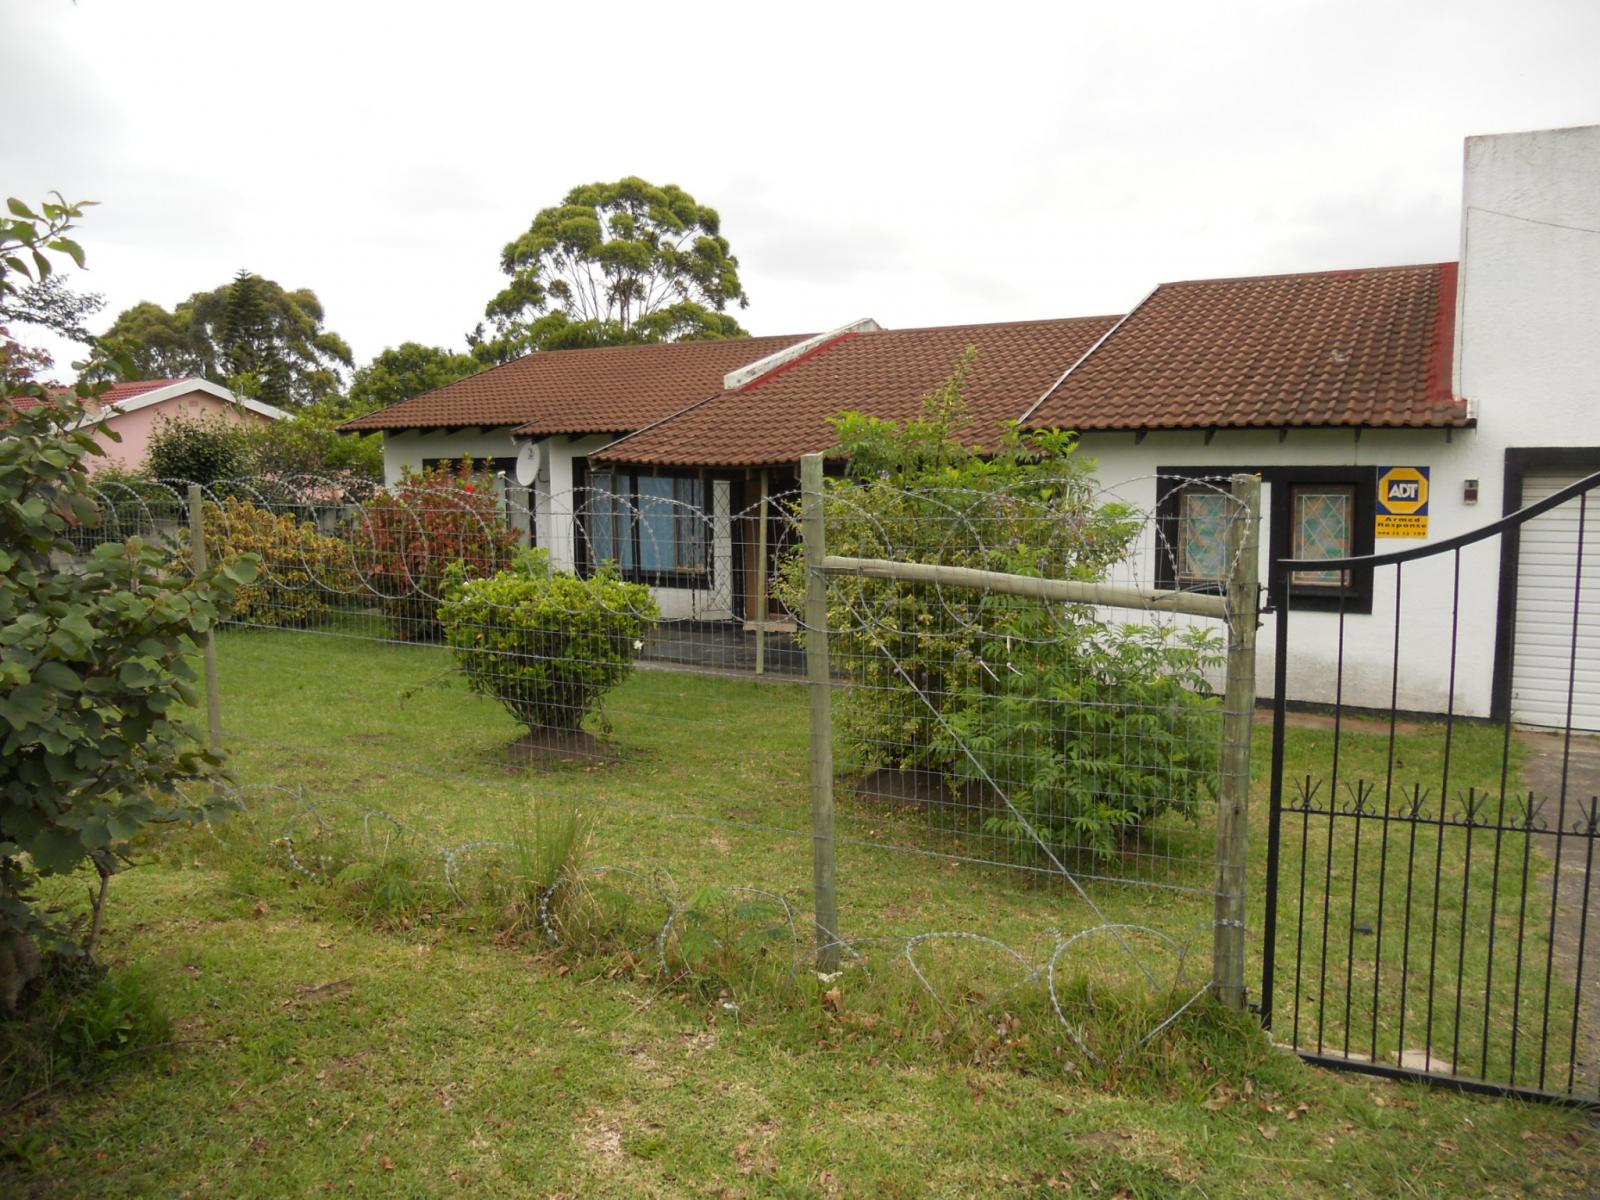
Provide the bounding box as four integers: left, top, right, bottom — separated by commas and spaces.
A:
140, 409, 383, 487
95, 272, 354, 407
1, 275, 105, 379
239, 412, 384, 484
476, 176, 750, 362
0, 195, 256, 1009
345, 341, 482, 418
0, 195, 93, 383
88, 299, 202, 379
782, 353, 1223, 863
145, 412, 249, 485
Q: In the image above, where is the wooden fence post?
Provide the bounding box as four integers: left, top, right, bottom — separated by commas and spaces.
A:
1213, 473, 1261, 1009
801, 453, 840, 971
187, 484, 223, 757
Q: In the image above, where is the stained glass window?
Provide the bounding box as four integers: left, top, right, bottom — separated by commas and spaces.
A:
1177, 487, 1231, 586
1290, 485, 1354, 588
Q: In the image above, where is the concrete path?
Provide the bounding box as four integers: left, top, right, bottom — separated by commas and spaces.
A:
1517, 728, 1600, 1094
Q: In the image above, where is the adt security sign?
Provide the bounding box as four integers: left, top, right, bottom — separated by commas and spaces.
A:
1376, 466, 1429, 538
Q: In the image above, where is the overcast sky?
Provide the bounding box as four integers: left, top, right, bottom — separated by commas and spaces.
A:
5, 0, 1598, 375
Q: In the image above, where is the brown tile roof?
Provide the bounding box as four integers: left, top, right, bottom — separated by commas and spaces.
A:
339, 334, 810, 434
594, 316, 1121, 468
37, 378, 188, 409
1023, 262, 1468, 432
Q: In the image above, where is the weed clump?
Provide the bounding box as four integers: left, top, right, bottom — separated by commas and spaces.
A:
0, 962, 173, 1111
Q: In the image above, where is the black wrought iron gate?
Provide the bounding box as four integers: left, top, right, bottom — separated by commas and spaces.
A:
1261, 470, 1600, 1105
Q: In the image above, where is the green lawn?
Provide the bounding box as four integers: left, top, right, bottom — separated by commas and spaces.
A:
3, 629, 1596, 1198
1262, 718, 1584, 1093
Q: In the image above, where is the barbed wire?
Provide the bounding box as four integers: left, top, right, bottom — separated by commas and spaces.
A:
72, 472, 1255, 635
192, 781, 1211, 1066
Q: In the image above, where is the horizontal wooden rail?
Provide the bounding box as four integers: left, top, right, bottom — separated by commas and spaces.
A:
819, 555, 1228, 620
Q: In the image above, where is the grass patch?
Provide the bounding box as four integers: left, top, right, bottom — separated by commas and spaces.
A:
1, 962, 173, 1117
2, 629, 1594, 1198
1261, 719, 1583, 1095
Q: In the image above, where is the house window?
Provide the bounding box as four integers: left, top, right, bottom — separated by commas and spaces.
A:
583, 467, 710, 584
1289, 484, 1355, 589
420, 456, 518, 484
1158, 465, 1376, 613
1175, 485, 1232, 588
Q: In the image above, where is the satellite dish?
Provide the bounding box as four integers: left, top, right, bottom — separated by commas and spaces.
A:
515, 442, 540, 486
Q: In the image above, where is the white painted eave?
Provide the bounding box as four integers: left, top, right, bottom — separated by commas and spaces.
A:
69, 378, 288, 428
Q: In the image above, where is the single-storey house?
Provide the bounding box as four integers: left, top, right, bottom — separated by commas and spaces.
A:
33, 377, 285, 472
593, 315, 1119, 624
339, 330, 855, 618
340, 122, 1600, 726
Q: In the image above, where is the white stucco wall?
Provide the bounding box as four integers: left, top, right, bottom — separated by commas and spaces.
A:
381, 428, 523, 485
1455, 124, 1600, 419
534, 434, 615, 572
1082, 427, 1500, 716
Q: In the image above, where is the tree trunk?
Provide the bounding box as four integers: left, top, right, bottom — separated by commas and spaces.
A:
0, 925, 43, 1014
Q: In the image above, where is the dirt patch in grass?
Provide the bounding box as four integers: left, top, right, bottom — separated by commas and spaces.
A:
1280, 708, 1433, 736
852, 768, 1001, 811
505, 728, 624, 765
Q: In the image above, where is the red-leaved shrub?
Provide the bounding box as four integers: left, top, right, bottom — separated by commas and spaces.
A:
349, 461, 519, 639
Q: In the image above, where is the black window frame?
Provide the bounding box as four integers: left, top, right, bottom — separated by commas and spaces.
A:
1156, 465, 1377, 613
420, 456, 519, 481
575, 461, 716, 589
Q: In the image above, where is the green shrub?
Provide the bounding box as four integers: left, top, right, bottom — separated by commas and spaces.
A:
935, 618, 1223, 861
0, 962, 173, 1107
0, 387, 253, 1006
201, 497, 355, 627
238, 412, 383, 485
439, 550, 658, 734
145, 411, 248, 484
782, 352, 1223, 860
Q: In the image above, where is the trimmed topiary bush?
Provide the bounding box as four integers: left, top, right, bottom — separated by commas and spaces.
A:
439, 550, 658, 734
201, 497, 355, 627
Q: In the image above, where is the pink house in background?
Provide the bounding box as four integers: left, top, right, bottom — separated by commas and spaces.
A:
52, 378, 287, 472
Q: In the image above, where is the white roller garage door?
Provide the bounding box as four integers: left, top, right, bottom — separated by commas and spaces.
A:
1511, 468, 1600, 729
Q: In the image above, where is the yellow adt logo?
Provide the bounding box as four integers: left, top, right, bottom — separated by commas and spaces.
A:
1378, 466, 1429, 516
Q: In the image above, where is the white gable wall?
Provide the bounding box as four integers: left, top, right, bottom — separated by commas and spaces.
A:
1455, 124, 1600, 422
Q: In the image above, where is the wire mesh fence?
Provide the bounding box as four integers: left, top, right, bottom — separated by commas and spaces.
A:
73, 462, 1260, 1051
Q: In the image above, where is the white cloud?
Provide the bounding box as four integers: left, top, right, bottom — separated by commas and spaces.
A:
5, 0, 1597, 373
